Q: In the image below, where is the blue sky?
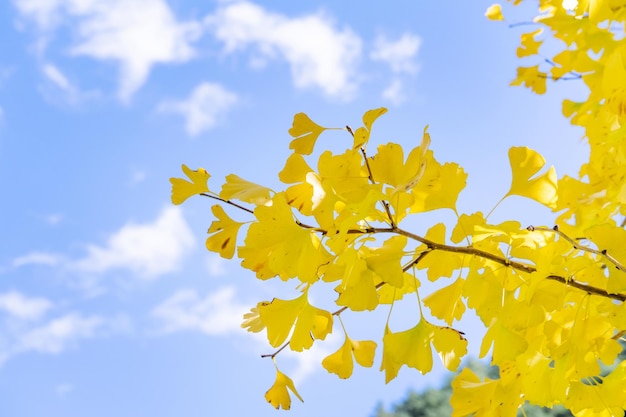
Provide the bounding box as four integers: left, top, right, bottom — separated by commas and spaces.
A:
1, 1, 589, 416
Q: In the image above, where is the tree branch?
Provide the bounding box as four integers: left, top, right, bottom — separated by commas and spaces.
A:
200, 193, 255, 214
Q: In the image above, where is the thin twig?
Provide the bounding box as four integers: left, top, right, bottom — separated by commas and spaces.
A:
261, 341, 290, 359
200, 193, 254, 214
531, 225, 626, 273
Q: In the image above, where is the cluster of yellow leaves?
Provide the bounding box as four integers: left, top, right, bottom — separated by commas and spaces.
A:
496, 0, 626, 234
170, 103, 599, 413
169, 3, 626, 413
442, 2, 626, 416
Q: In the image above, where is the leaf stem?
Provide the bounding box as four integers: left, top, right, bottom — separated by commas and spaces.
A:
360, 147, 396, 228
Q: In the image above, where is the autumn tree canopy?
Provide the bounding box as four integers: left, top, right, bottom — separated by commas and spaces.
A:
171, 1, 626, 415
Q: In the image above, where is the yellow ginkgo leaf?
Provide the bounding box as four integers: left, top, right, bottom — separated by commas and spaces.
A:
220, 174, 272, 206
464, 264, 506, 323
241, 304, 265, 333
410, 153, 467, 214
485, 4, 504, 20
278, 154, 317, 214
451, 212, 486, 244
602, 48, 626, 117
380, 319, 434, 382
430, 324, 468, 371
379, 325, 402, 383
289, 300, 333, 352
510, 65, 547, 94
362, 236, 408, 288
322, 336, 377, 379
400, 126, 431, 192
368, 142, 406, 187
258, 290, 333, 351
265, 365, 303, 410
377, 272, 420, 304
368, 126, 430, 193
240, 193, 332, 282
335, 271, 380, 312
480, 318, 528, 363
450, 368, 498, 417
363, 107, 388, 131
352, 339, 377, 367
317, 149, 369, 200
353, 107, 388, 149
415, 223, 464, 281
288, 112, 327, 155
517, 29, 543, 58
586, 223, 626, 293
505, 146, 558, 208
278, 153, 314, 184
334, 249, 380, 311
423, 278, 466, 325
322, 338, 354, 379
206, 205, 243, 259
258, 295, 304, 348
170, 164, 210, 205
381, 318, 467, 383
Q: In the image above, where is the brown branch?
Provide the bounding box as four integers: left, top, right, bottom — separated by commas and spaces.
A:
200, 193, 254, 214
322, 224, 626, 303
545, 275, 626, 302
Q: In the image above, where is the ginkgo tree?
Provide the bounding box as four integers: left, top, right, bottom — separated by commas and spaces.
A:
171, 1, 626, 415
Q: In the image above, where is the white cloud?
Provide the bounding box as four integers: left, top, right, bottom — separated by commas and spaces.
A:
370, 33, 421, 74
158, 82, 238, 136
381, 78, 406, 105
152, 287, 247, 335
370, 33, 421, 104
0, 290, 129, 366
205, 1, 362, 98
12, 0, 62, 29
0, 291, 52, 321
16, 313, 103, 354
15, 0, 202, 101
71, 206, 195, 279
42, 63, 72, 91
12, 251, 62, 268
10, 206, 194, 282
41, 62, 99, 105
41, 62, 90, 103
